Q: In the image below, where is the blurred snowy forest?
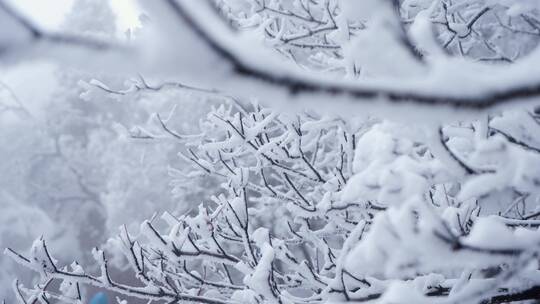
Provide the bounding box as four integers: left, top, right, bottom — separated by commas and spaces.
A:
1, 0, 540, 303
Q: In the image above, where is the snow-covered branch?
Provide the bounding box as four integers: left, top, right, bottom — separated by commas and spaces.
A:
2, 0, 540, 113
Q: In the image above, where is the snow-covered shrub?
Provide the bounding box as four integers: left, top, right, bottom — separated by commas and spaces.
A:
7, 100, 540, 303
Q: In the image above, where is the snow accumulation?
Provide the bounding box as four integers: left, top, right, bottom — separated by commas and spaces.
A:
2, 0, 540, 303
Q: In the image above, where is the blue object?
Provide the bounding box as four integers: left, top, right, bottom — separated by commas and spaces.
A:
89, 292, 108, 304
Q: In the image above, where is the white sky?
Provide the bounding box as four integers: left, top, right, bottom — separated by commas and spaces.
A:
7, 0, 141, 32
1, 0, 142, 115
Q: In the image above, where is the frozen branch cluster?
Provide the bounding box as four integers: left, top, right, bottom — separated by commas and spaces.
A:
7, 99, 540, 303
3, 0, 540, 303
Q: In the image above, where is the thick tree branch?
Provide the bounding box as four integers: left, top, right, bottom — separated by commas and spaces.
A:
163, 0, 540, 111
